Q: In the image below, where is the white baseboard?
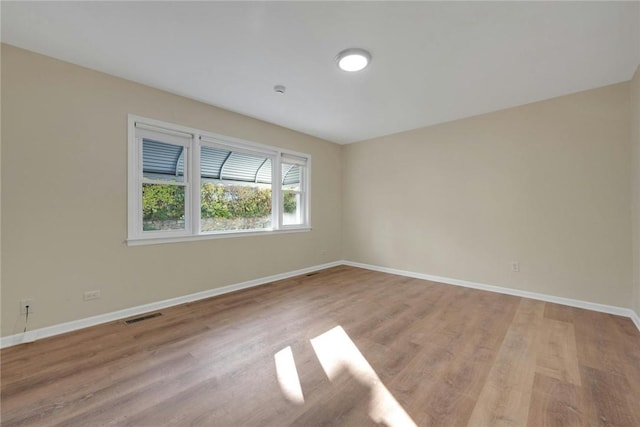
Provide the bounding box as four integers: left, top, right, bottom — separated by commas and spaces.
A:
3, 259, 638, 348
0, 261, 343, 349
631, 310, 640, 331
342, 260, 640, 332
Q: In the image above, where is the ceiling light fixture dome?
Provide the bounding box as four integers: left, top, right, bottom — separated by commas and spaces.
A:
336, 48, 371, 72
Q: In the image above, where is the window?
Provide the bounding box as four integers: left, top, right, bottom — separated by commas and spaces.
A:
281, 154, 308, 227
128, 116, 310, 244
199, 141, 274, 233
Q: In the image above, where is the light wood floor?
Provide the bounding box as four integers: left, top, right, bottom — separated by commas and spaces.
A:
1, 266, 639, 426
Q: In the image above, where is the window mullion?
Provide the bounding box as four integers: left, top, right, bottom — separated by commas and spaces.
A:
142, 179, 187, 186
183, 146, 190, 234
137, 136, 145, 237
304, 166, 309, 226
192, 136, 201, 235
273, 155, 282, 230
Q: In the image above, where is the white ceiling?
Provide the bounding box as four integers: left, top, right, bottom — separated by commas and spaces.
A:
2, 1, 639, 144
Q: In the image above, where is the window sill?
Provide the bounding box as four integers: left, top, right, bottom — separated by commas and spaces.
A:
126, 227, 312, 246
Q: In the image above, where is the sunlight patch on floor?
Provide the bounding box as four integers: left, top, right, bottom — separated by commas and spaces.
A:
310, 326, 417, 427
274, 345, 305, 405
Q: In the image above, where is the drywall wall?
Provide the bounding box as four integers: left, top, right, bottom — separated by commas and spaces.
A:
1, 45, 342, 336
343, 83, 632, 307
0, 45, 3, 324
632, 65, 640, 316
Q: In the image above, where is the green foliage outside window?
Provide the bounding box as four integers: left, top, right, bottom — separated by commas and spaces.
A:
142, 182, 297, 222
283, 190, 298, 214
200, 183, 232, 219
201, 183, 272, 219
142, 184, 185, 221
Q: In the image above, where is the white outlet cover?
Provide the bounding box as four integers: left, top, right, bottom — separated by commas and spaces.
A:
20, 299, 34, 314
83, 290, 101, 301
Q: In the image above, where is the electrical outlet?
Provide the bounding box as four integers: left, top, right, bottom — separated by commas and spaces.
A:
512, 262, 520, 273
83, 290, 101, 301
20, 299, 34, 314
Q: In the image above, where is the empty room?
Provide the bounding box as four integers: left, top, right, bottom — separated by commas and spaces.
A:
1, 1, 639, 426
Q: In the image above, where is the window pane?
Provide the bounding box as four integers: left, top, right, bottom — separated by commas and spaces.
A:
283, 190, 302, 225
200, 151, 272, 232
142, 183, 186, 231
282, 164, 300, 187
282, 164, 303, 225
143, 139, 185, 183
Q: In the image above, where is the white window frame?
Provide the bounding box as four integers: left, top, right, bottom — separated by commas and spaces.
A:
127, 115, 311, 246
280, 153, 310, 229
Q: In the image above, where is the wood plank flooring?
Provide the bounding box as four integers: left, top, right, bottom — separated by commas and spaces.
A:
1, 266, 639, 426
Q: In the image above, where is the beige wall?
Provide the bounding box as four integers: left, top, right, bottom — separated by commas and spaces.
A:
632, 65, 640, 316
1, 45, 342, 336
343, 83, 632, 307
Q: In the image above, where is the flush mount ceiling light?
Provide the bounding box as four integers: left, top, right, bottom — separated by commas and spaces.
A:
336, 48, 371, 72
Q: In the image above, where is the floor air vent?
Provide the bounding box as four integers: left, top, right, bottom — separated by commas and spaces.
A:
124, 312, 162, 324
305, 272, 319, 277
